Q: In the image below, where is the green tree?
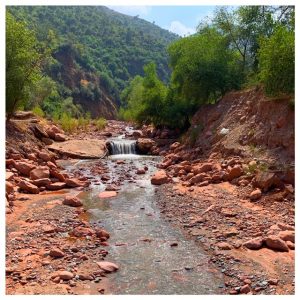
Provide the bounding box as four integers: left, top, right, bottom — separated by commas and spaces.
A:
6, 12, 44, 119
258, 25, 295, 95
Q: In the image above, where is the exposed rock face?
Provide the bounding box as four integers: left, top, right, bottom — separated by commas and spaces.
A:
151, 170, 169, 185
62, 195, 83, 207
29, 166, 50, 180
136, 138, 156, 154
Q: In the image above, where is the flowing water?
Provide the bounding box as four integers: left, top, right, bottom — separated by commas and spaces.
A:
64, 140, 223, 294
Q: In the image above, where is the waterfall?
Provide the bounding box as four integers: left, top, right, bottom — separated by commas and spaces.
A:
109, 140, 137, 155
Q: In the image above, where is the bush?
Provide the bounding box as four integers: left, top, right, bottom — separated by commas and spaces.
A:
59, 113, 78, 133
258, 25, 295, 95
94, 117, 107, 130
32, 105, 45, 117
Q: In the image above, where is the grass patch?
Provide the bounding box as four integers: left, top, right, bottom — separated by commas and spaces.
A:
94, 117, 107, 130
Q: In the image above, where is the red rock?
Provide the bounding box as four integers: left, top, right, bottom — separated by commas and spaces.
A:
278, 230, 295, 243
243, 238, 263, 250
38, 151, 53, 162
49, 248, 65, 258
136, 168, 146, 174
198, 180, 209, 187
30, 166, 50, 180
14, 161, 36, 176
43, 225, 57, 234
63, 195, 83, 207
42, 137, 53, 145
58, 271, 73, 280
50, 169, 66, 182
18, 180, 39, 194
72, 226, 94, 237
254, 171, 282, 192
196, 163, 213, 174
286, 241, 295, 250
6, 181, 14, 194
277, 223, 294, 231
249, 188, 262, 200
170, 142, 181, 150
98, 191, 117, 198
47, 161, 57, 169
190, 173, 205, 184
46, 125, 63, 139
54, 133, 66, 141
225, 165, 243, 181
46, 182, 66, 190
216, 242, 233, 250
6, 171, 14, 181
96, 261, 119, 273
151, 170, 169, 185
78, 274, 94, 281
136, 138, 156, 154
95, 229, 110, 240
240, 284, 251, 294
65, 178, 84, 188
32, 178, 52, 187
265, 235, 289, 252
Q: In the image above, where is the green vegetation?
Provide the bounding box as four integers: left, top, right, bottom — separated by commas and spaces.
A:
258, 25, 295, 96
8, 6, 178, 119
94, 117, 107, 130
120, 6, 294, 129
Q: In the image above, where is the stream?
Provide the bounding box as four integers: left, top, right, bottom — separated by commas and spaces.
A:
63, 137, 224, 294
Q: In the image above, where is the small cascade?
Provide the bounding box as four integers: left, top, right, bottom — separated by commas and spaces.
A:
109, 140, 137, 155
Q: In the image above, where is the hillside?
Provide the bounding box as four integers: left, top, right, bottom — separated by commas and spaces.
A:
8, 6, 178, 118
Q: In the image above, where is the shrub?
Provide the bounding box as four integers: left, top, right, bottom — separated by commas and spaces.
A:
32, 105, 45, 117
59, 113, 78, 133
94, 117, 107, 130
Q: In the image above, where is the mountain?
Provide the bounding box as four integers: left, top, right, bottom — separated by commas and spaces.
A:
8, 6, 179, 118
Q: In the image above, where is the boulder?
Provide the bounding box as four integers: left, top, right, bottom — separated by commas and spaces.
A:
225, 165, 243, 181
249, 189, 262, 201
170, 142, 181, 150
38, 151, 54, 162
6, 181, 14, 194
18, 180, 39, 194
30, 166, 50, 180
72, 226, 94, 237
63, 195, 83, 207
136, 168, 146, 175
265, 235, 289, 252
31, 124, 49, 139
49, 248, 65, 258
46, 125, 63, 139
96, 261, 119, 273
136, 138, 156, 154
243, 238, 263, 250
41, 137, 53, 145
6, 171, 14, 181
46, 182, 66, 190
95, 229, 110, 240
58, 271, 74, 280
190, 173, 205, 184
132, 130, 143, 138
254, 171, 283, 192
50, 169, 66, 182
216, 242, 233, 250
195, 163, 213, 174
278, 231, 295, 243
54, 133, 66, 142
14, 161, 36, 176
65, 178, 85, 188
151, 170, 169, 185
32, 178, 52, 187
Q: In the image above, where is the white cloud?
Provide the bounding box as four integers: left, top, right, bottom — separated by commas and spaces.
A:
168, 21, 196, 37
108, 6, 152, 17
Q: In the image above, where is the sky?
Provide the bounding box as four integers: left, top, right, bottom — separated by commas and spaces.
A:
107, 6, 216, 36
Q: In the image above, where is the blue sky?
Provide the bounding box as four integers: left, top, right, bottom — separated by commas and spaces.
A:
108, 6, 216, 36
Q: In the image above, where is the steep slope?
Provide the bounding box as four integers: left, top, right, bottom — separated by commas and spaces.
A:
8, 6, 178, 118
